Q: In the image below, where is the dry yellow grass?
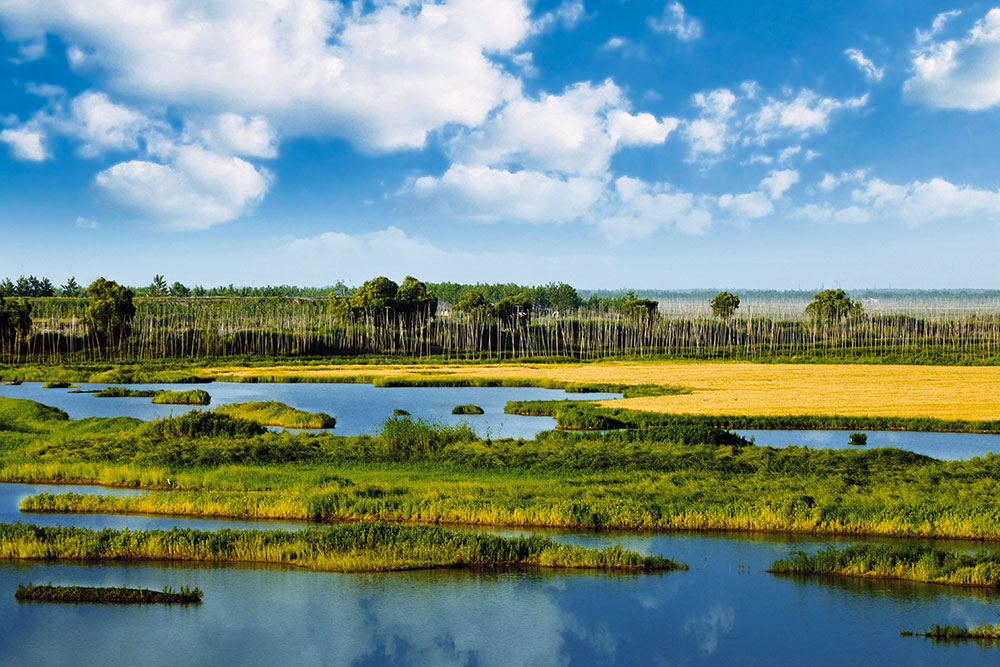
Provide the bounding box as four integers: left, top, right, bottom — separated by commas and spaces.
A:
201, 361, 1000, 420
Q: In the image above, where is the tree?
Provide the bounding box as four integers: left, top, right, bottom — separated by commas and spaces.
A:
805, 289, 864, 325
350, 276, 399, 314
0, 295, 31, 345
85, 278, 136, 343
454, 289, 493, 316
147, 274, 168, 297
710, 291, 740, 320
546, 282, 581, 313
170, 282, 191, 297
395, 276, 437, 317
621, 291, 659, 320
496, 292, 532, 327
60, 276, 84, 297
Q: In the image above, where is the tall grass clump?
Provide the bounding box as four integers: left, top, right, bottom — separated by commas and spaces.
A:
95, 387, 157, 398
15, 582, 203, 604
902, 623, 1000, 640
151, 389, 211, 405
214, 401, 335, 429
141, 411, 265, 438
0, 523, 684, 573
451, 404, 484, 415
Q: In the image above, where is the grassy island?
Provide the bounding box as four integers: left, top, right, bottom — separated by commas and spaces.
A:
151, 389, 211, 405
769, 544, 1000, 588
15, 582, 203, 604
0, 523, 683, 573
451, 404, 484, 415
95, 387, 158, 398
901, 624, 1000, 640
214, 401, 335, 429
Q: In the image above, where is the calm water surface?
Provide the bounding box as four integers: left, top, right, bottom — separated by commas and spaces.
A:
1, 483, 1000, 665
735, 429, 1000, 461
0, 382, 622, 439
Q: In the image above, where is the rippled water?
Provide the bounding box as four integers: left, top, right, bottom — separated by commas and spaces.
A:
2, 483, 999, 665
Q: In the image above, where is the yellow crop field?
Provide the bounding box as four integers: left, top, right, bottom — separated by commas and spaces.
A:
202, 361, 1000, 421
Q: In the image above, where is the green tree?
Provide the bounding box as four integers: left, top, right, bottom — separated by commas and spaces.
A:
0, 295, 32, 345
621, 291, 659, 320
546, 282, 581, 313
805, 289, 864, 325
0, 279, 13, 297
349, 276, 399, 314
496, 292, 532, 327
395, 276, 438, 317
147, 274, 168, 297
454, 289, 493, 316
710, 291, 740, 320
170, 282, 191, 297
85, 278, 136, 343
60, 276, 84, 297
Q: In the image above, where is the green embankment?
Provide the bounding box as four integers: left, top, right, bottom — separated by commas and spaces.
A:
769, 543, 1000, 588
15, 582, 202, 604
0, 523, 682, 573
214, 401, 335, 429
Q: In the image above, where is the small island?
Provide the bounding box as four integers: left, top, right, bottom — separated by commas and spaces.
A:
451, 404, 484, 415
15, 582, 203, 604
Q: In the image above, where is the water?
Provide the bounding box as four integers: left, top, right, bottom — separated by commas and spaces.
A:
735, 429, 1000, 461
0, 382, 622, 439
2, 483, 1000, 665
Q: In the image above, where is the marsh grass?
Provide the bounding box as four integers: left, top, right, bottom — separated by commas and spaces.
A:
901, 624, 1000, 640
0, 523, 683, 573
451, 404, 484, 415
151, 389, 211, 405
15, 582, 203, 604
214, 401, 335, 429
94, 387, 158, 398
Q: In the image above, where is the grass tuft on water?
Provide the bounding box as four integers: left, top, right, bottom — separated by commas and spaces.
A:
214, 401, 335, 429
95, 387, 158, 398
151, 389, 211, 405
15, 582, 203, 604
451, 404, 485, 415
902, 623, 1000, 640
0, 523, 685, 573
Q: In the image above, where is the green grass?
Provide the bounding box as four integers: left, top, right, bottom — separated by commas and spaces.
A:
41, 382, 75, 389
151, 389, 211, 405
214, 401, 335, 429
393, 409, 410, 417
901, 624, 1000, 640
0, 523, 684, 573
770, 543, 1000, 588
15, 582, 203, 604
94, 387, 158, 398
451, 404, 484, 415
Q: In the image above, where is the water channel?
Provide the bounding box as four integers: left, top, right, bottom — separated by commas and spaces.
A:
1, 483, 999, 665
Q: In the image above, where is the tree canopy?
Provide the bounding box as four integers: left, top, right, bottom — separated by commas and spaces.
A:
329, 276, 437, 319
85, 278, 136, 342
805, 289, 864, 324
621, 291, 659, 320
0, 295, 31, 345
710, 291, 740, 320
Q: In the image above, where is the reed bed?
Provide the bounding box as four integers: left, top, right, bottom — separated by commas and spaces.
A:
95, 387, 158, 398
15, 582, 203, 604
769, 544, 1000, 587
901, 624, 1000, 640
213, 401, 335, 429
0, 523, 683, 573
151, 389, 211, 405
7, 294, 1000, 365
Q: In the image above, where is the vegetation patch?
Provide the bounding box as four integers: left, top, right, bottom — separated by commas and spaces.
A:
392, 409, 410, 417
769, 543, 1000, 588
848, 432, 867, 445
0, 523, 684, 573
214, 401, 335, 429
141, 411, 265, 439
451, 404, 484, 415
15, 582, 202, 604
41, 382, 75, 389
95, 387, 158, 398
151, 389, 211, 405
901, 624, 1000, 640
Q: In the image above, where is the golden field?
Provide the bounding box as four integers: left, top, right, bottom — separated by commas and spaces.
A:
201, 361, 1000, 421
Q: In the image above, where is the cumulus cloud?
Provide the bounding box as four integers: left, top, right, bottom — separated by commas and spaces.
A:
750, 89, 867, 144
760, 169, 800, 199
447, 80, 677, 176
905, 8, 1000, 110
189, 113, 278, 159
648, 2, 702, 42
0, 126, 47, 160
0, 0, 534, 151
411, 164, 603, 224
598, 176, 712, 241
94, 145, 271, 230
683, 88, 738, 156
845, 48, 885, 82
792, 203, 871, 225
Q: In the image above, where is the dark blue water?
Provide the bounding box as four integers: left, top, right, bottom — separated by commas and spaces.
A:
0, 382, 621, 439
735, 429, 1000, 461
2, 483, 1000, 665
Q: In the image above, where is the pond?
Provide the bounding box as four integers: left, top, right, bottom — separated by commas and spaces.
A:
1, 483, 999, 665
0, 382, 622, 439
735, 429, 1000, 461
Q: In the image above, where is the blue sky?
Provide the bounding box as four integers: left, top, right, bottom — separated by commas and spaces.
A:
1, 0, 999, 289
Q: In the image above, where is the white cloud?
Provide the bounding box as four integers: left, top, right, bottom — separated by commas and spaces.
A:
683, 88, 737, 156
65, 91, 151, 157
94, 145, 271, 230
819, 168, 868, 192
598, 176, 712, 241
845, 48, 885, 82
190, 113, 278, 159
649, 2, 702, 42
601, 36, 627, 51
905, 8, 1000, 110
718, 191, 773, 218
74, 217, 99, 229
531, 0, 586, 34
792, 203, 871, 225
0, 0, 534, 151
411, 164, 603, 224
0, 126, 47, 160
447, 80, 676, 176
778, 145, 801, 163
916, 9, 963, 45
750, 90, 867, 143
760, 169, 799, 200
